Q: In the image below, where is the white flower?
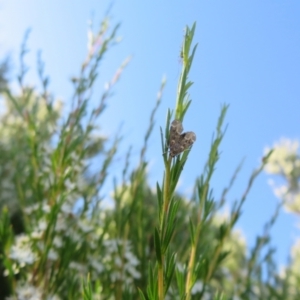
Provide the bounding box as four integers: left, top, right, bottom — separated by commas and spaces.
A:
264, 139, 299, 175
24, 203, 39, 215
8, 283, 42, 300
53, 99, 63, 114
61, 202, 73, 214
48, 249, 58, 261
125, 263, 141, 279
88, 256, 104, 274
31, 230, 43, 239
30, 219, 48, 239
42, 203, 51, 213
9, 234, 37, 266
53, 236, 63, 248
77, 219, 93, 233
55, 216, 68, 231
124, 250, 139, 266
110, 271, 122, 282
69, 262, 87, 274
3, 263, 20, 276
103, 239, 118, 252
5, 282, 60, 300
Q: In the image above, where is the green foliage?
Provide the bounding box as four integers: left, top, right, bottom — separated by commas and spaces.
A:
0, 15, 298, 300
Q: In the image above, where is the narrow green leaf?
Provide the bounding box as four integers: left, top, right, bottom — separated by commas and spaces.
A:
160, 126, 167, 164
163, 200, 179, 250
156, 182, 163, 212
175, 267, 185, 297
154, 228, 162, 265
138, 289, 147, 300
188, 218, 195, 245
165, 251, 176, 293
147, 264, 158, 300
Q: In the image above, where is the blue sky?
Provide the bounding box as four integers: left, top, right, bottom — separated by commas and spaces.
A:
1, 0, 300, 267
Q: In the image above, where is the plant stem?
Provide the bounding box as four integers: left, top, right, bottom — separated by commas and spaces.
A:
158, 156, 172, 299
185, 182, 207, 298
158, 262, 164, 300
185, 243, 196, 300
163, 157, 172, 216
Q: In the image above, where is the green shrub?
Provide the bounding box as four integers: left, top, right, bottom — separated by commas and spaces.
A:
0, 16, 299, 300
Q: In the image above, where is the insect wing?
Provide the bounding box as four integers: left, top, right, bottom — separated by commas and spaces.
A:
169, 119, 183, 147
170, 119, 183, 135
181, 131, 196, 149
170, 143, 185, 157
168, 120, 196, 157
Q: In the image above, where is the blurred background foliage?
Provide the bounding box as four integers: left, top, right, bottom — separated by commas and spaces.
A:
0, 15, 299, 300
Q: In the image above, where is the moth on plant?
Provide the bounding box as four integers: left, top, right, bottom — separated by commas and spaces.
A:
168, 119, 196, 157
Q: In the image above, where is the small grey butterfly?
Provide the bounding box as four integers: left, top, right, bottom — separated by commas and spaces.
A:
169, 119, 196, 157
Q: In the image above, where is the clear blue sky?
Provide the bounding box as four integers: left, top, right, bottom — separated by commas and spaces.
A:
1, 0, 299, 267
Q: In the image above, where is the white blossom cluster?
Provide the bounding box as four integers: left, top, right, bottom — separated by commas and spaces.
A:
4, 234, 37, 276
101, 239, 141, 286
264, 138, 300, 213
5, 282, 59, 300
